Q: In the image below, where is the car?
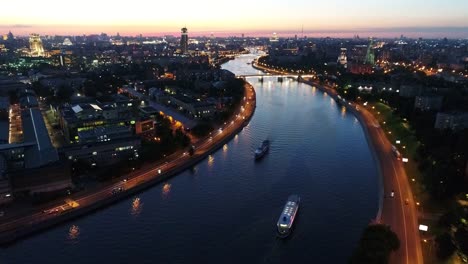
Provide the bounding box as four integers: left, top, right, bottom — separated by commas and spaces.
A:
122, 178, 128, 182
390, 190, 395, 198
405, 198, 409, 205
112, 187, 124, 195
0, 211, 4, 217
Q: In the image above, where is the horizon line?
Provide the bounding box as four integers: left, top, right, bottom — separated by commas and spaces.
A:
2, 26, 468, 39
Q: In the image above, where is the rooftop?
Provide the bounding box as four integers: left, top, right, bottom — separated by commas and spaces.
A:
21, 108, 59, 168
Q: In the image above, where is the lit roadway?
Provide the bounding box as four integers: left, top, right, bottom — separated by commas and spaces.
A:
315, 82, 423, 264
0, 83, 256, 242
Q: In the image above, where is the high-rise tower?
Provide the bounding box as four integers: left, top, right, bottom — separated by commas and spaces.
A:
180, 27, 188, 54
365, 38, 375, 65
29, 33, 45, 57
337, 48, 348, 67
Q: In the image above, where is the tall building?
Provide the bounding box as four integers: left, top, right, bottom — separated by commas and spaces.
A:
270, 32, 279, 43
338, 48, 348, 67
180, 27, 188, 54
365, 38, 375, 65
29, 33, 45, 57
62, 38, 73, 46
3, 31, 14, 41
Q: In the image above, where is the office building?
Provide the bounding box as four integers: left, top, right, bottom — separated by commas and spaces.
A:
180, 27, 188, 54
29, 33, 45, 57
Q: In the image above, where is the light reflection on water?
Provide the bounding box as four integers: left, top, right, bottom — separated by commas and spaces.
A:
207, 155, 214, 167
131, 197, 143, 217
162, 183, 171, 198
341, 106, 347, 118
67, 225, 80, 242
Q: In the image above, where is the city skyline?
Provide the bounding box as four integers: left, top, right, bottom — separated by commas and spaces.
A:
2, 0, 468, 38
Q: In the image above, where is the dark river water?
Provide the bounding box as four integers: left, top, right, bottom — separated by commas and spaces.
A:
2, 54, 379, 264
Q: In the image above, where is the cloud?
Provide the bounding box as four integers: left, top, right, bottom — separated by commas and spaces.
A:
12, 24, 33, 28
0, 24, 33, 29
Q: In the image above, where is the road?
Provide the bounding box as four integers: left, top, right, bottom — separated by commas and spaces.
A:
358, 103, 423, 264
310, 81, 423, 264
0, 83, 256, 243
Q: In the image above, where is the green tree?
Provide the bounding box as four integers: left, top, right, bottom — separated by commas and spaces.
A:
435, 232, 456, 260
55, 85, 74, 102
349, 224, 400, 264
455, 227, 468, 256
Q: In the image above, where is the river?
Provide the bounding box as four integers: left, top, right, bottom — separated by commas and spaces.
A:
2, 54, 379, 264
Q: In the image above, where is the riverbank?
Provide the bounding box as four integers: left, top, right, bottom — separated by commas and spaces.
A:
0, 82, 257, 246
249, 60, 421, 263
300, 79, 423, 264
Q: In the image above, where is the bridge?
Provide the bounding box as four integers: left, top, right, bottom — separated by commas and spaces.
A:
237, 74, 297, 78
237, 74, 314, 78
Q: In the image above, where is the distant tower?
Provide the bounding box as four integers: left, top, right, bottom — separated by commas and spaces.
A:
29, 33, 45, 57
365, 38, 375, 65
180, 27, 188, 54
62, 38, 73, 46
337, 48, 347, 68
270, 32, 279, 43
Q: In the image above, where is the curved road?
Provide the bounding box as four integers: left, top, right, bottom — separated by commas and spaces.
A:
314, 81, 424, 264
358, 103, 423, 264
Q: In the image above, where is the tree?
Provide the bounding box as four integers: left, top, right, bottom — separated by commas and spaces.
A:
32, 81, 53, 98
455, 227, 468, 256
191, 122, 214, 137
55, 85, 74, 102
435, 232, 456, 260
349, 224, 400, 264
82, 80, 97, 97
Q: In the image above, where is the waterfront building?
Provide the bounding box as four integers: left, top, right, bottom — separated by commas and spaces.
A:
21, 108, 59, 167
62, 137, 141, 167
170, 94, 216, 119
77, 125, 133, 144
0, 108, 70, 201
58, 100, 135, 144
